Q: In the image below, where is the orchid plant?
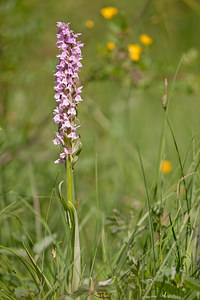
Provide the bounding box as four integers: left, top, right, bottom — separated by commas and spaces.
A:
53, 21, 83, 293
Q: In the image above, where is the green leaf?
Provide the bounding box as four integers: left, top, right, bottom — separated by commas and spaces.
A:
184, 278, 200, 292
155, 280, 185, 297
0, 245, 39, 292
32, 233, 57, 254
23, 243, 51, 290
58, 181, 74, 229
71, 204, 81, 292
14, 286, 29, 298
70, 284, 89, 298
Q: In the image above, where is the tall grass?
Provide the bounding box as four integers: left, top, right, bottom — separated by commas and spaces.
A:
0, 1, 200, 299
1, 65, 199, 298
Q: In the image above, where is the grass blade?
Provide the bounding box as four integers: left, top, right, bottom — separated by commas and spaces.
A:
137, 146, 156, 276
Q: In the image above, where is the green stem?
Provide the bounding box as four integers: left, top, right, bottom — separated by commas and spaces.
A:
154, 56, 183, 200
66, 157, 81, 294
66, 157, 74, 204
95, 153, 99, 211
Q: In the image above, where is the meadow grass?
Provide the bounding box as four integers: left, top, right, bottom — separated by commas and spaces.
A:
0, 0, 200, 299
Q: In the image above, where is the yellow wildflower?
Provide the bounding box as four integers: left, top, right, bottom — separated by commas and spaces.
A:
128, 44, 142, 62
85, 20, 94, 28
107, 42, 116, 51
140, 34, 153, 46
100, 7, 118, 19
160, 160, 172, 174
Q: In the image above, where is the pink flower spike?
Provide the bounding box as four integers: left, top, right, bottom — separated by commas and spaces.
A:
53, 22, 83, 164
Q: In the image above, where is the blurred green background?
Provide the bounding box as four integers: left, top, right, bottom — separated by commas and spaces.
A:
0, 0, 200, 248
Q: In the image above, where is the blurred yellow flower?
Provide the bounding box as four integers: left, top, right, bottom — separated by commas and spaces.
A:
85, 20, 94, 28
140, 34, 153, 46
160, 160, 172, 174
128, 44, 142, 62
100, 7, 118, 19
107, 42, 116, 51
